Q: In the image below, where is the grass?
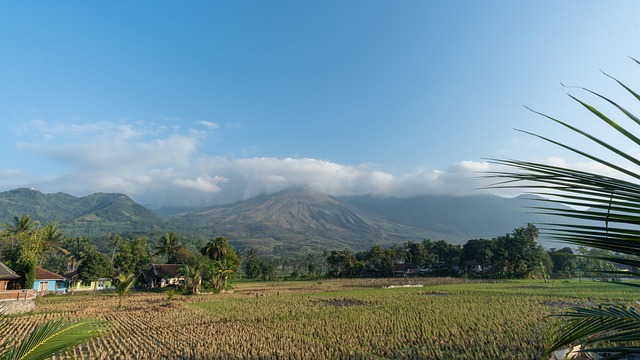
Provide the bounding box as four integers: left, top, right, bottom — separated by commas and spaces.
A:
3, 278, 637, 359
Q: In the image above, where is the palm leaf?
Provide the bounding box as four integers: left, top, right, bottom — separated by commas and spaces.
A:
487, 61, 640, 357
1, 318, 109, 360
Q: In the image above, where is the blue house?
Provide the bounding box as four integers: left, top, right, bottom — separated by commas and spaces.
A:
34, 266, 66, 294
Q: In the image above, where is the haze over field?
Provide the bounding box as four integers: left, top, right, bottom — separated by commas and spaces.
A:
1, 1, 639, 208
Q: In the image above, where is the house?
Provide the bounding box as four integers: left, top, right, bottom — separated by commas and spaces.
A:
34, 266, 66, 294
0, 261, 20, 290
392, 263, 419, 277
65, 272, 114, 292
139, 264, 183, 288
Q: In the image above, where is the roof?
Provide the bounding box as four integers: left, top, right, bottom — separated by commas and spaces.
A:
151, 264, 182, 278
0, 261, 20, 280
35, 266, 66, 280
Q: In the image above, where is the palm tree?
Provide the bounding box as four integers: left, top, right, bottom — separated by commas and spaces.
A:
0, 309, 108, 360
2, 215, 36, 236
115, 273, 136, 309
108, 234, 122, 263
487, 60, 640, 358
153, 232, 181, 263
38, 223, 68, 266
1, 215, 37, 251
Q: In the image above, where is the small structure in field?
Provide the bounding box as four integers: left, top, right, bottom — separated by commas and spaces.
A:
34, 266, 66, 295
139, 264, 183, 288
0, 261, 20, 290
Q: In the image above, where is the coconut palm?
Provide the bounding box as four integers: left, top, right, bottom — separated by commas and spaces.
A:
153, 232, 181, 263
486, 60, 640, 358
38, 223, 68, 266
0, 309, 108, 360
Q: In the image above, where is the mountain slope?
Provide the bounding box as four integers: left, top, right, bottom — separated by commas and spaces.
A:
0, 187, 570, 255
337, 194, 549, 240
170, 187, 445, 254
0, 188, 165, 237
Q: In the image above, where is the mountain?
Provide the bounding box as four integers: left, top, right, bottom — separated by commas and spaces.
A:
168, 187, 563, 254
168, 187, 443, 254
0, 188, 166, 237
0, 187, 569, 256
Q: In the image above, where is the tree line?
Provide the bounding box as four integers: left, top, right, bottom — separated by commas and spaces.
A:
2, 215, 627, 293
0, 215, 239, 293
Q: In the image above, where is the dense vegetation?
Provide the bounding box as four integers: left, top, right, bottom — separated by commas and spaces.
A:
2, 213, 628, 294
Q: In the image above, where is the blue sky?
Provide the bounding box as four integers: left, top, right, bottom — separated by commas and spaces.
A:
1, 1, 640, 207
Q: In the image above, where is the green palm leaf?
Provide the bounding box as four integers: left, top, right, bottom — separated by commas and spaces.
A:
1, 318, 109, 360
487, 61, 640, 358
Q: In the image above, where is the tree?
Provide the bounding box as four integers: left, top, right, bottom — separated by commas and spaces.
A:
487, 60, 640, 357
304, 253, 320, 277
154, 232, 182, 264
548, 247, 577, 277
114, 236, 152, 274
108, 234, 122, 263
364, 245, 394, 277
201, 237, 240, 288
38, 223, 68, 266
242, 249, 263, 279
180, 260, 205, 295
2, 227, 43, 289
326, 249, 359, 277
462, 239, 495, 276
114, 273, 135, 309
77, 250, 114, 291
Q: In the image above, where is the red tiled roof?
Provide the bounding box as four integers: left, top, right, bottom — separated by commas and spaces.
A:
35, 266, 65, 280
0, 261, 20, 280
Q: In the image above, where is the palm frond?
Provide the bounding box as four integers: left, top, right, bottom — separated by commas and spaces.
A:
1, 318, 109, 360
544, 305, 640, 359
488, 61, 640, 357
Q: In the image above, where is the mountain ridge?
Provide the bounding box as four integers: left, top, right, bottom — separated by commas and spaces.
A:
0, 187, 562, 255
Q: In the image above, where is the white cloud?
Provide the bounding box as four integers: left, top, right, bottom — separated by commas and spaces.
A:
197, 120, 220, 129
13, 118, 633, 208
173, 176, 228, 192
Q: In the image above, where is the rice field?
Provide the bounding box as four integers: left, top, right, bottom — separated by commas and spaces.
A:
2, 279, 638, 359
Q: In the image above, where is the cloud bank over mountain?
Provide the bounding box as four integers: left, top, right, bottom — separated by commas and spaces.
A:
1, 118, 609, 208
0, 119, 516, 206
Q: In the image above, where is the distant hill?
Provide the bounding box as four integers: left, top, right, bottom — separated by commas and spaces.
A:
337, 193, 549, 241
0, 187, 570, 256
0, 188, 166, 237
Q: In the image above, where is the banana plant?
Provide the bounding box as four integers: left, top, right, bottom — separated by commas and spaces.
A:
486, 59, 640, 359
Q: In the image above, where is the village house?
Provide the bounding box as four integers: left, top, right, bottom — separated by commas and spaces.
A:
139, 264, 183, 288
34, 266, 66, 294
0, 261, 20, 290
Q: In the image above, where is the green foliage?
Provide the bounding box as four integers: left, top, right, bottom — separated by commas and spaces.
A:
114, 273, 135, 309
0, 313, 109, 360
165, 288, 176, 301
200, 237, 239, 289
154, 232, 182, 264
487, 59, 640, 357
1, 217, 44, 289
77, 251, 113, 283
114, 236, 152, 274
180, 263, 204, 295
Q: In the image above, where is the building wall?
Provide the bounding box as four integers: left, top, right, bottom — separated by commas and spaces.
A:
33, 280, 66, 294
